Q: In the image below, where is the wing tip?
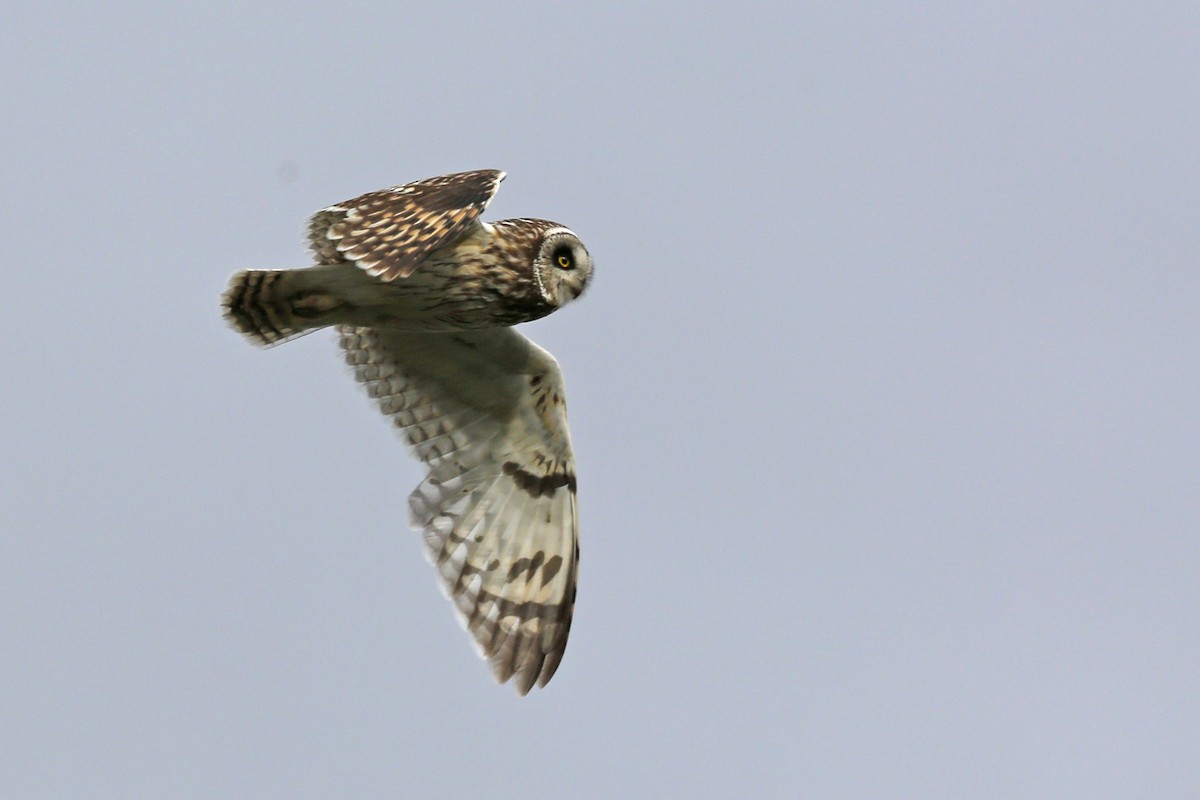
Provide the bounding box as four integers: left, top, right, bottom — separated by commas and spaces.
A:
467, 168, 504, 182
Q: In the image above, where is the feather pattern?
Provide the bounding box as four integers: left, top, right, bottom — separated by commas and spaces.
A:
338, 324, 578, 694
308, 170, 505, 280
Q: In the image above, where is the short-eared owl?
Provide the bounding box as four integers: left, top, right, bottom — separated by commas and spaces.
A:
222, 170, 592, 694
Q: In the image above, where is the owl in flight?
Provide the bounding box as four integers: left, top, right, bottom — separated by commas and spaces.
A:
222, 170, 592, 694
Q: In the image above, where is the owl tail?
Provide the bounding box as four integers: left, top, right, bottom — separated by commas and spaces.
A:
222, 268, 344, 347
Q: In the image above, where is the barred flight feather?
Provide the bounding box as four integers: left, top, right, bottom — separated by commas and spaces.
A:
339, 324, 578, 694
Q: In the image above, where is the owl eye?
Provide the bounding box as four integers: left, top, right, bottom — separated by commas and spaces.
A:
553, 247, 574, 270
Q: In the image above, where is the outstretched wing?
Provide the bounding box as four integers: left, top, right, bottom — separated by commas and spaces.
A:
308, 169, 505, 280
339, 325, 578, 694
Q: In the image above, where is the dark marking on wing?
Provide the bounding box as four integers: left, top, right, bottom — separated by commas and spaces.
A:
541, 555, 563, 587
507, 550, 545, 583
502, 461, 577, 498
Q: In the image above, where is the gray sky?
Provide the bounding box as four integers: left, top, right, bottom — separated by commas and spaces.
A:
3, 2, 1198, 797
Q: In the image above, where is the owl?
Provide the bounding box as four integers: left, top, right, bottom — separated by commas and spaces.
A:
222, 170, 592, 694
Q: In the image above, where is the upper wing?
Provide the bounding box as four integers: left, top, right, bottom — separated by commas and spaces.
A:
308, 169, 505, 280
338, 324, 578, 694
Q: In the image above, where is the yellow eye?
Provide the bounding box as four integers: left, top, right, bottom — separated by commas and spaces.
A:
556, 252, 574, 269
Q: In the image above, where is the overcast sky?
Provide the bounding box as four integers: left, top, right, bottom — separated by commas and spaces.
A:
3, 2, 1198, 797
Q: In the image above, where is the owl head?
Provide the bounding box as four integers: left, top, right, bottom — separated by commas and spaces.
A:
529, 224, 592, 309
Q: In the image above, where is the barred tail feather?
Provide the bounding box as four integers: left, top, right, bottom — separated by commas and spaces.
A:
221, 269, 336, 346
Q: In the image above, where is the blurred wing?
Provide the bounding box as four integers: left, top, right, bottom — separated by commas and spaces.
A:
339, 325, 578, 694
309, 169, 505, 280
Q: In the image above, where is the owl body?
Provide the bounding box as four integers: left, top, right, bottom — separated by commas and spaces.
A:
226, 215, 587, 341
221, 170, 592, 695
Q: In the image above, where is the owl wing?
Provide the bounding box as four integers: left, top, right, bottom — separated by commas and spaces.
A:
338, 324, 578, 695
308, 169, 505, 281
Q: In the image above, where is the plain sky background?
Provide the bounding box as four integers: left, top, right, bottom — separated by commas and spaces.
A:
2, 2, 1197, 797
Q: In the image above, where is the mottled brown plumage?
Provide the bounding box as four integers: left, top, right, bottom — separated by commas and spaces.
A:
223, 174, 589, 344
221, 170, 593, 694
308, 169, 505, 279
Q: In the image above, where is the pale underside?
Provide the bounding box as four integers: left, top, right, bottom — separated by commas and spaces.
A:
338, 325, 578, 694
